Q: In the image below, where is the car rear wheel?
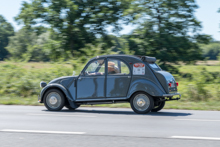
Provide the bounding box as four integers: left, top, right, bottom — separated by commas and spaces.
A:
130, 92, 154, 114
151, 101, 165, 112
43, 89, 65, 111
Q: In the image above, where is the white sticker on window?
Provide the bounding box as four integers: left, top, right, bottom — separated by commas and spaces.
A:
133, 63, 145, 75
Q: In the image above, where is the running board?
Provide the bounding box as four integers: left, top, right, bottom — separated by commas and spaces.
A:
77, 100, 129, 105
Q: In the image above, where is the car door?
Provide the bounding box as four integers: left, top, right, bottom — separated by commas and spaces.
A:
106, 58, 131, 98
77, 59, 106, 99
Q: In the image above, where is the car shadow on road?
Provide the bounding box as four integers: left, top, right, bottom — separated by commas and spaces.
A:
148, 111, 192, 117
44, 109, 192, 117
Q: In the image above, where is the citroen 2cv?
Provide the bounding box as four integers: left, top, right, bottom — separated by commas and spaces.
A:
38, 55, 181, 114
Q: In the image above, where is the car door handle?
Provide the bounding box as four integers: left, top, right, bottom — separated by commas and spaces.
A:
128, 76, 131, 78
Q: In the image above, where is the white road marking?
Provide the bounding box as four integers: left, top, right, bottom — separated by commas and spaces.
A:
27, 113, 96, 118
176, 119, 220, 122
171, 136, 220, 140
1, 129, 86, 135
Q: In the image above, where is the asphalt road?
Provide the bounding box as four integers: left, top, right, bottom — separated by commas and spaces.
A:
0, 105, 220, 147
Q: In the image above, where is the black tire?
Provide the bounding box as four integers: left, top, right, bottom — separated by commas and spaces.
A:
65, 104, 80, 110
43, 89, 65, 111
130, 92, 154, 114
151, 101, 165, 112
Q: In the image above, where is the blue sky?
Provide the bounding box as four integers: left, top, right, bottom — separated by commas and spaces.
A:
0, 0, 220, 41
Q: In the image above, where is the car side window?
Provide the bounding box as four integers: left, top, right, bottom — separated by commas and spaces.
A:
120, 61, 130, 75
85, 59, 105, 76
108, 59, 130, 75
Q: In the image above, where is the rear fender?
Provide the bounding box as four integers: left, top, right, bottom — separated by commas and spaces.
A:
127, 79, 165, 98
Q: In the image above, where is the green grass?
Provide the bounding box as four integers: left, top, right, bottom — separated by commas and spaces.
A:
0, 61, 220, 111
0, 95, 41, 106
178, 65, 220, 73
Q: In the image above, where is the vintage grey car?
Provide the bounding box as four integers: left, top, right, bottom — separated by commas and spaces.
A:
38, 55, 181, 114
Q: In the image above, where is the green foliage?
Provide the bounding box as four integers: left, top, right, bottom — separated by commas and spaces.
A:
218, 53, 220, 65
4, 0, 212, 65
0, 62, 73, 97
6, 28, 49, 61
126, 0, 211, 66
112, 36, 135, 55
0, 15, 14, 60
178, 67, 220, 102
15, 0, 131, 57
6, 29, 71, 62
202, 42, 220, 60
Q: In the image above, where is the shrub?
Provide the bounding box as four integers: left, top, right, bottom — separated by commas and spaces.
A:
0, 62, 73, 97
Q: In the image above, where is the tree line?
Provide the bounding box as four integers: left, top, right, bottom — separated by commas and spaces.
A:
1, 0, 219, 66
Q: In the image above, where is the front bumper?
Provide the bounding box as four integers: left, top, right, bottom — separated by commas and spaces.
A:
162, 93, 181, 98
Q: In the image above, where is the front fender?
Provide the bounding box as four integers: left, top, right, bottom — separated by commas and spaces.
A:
127, 79, 165, 98
39, 83, 73, 103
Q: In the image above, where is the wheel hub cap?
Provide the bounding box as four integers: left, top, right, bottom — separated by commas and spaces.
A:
133, 94, 150, 111
49, 96, 57, 105
137, 98, 146, 107
46, 92, 61, 109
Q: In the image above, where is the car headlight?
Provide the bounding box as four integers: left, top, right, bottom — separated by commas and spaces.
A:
40, 81, 47, 88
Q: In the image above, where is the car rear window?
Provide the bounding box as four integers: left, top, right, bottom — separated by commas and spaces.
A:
149, 63, 158, 68
148, 63, 161, 71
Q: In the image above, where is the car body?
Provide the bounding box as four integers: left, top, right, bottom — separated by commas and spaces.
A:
38, 55, 181, 114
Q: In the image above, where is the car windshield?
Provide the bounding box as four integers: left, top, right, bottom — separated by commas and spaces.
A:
85, 59, 105, 75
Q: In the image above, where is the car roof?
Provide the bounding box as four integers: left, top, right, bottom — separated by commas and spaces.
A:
89, 54, 142, 61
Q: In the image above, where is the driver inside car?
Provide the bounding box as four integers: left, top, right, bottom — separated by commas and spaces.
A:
108, 61, 119, 74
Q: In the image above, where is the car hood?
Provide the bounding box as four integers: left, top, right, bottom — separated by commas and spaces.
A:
48, 76, 78, 84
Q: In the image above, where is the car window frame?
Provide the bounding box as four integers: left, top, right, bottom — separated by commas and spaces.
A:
107, 58, 131, 76
81, 58, 106, 77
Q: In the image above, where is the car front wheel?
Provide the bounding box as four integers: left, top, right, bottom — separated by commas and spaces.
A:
130, 92, 154, 114
43, 89, 65, 111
